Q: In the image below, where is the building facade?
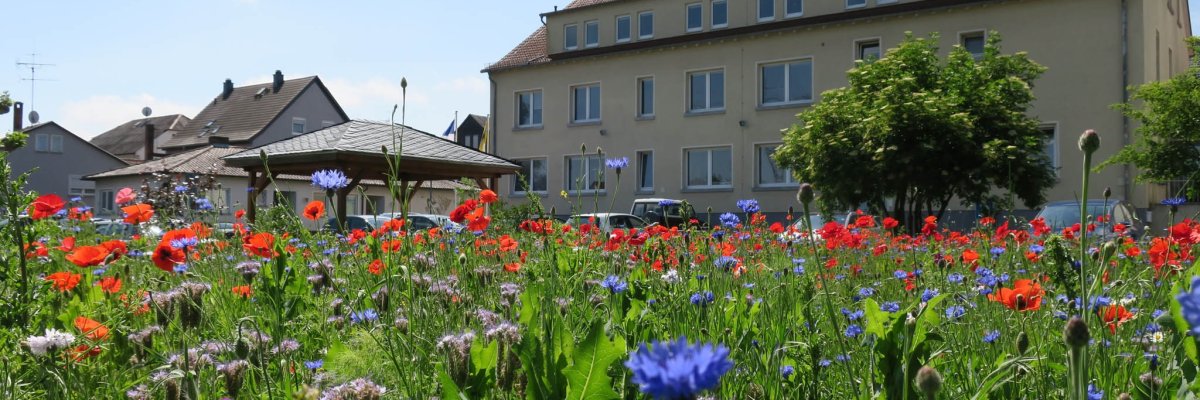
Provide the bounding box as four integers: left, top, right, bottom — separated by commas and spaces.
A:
485, 0, 1192, 221
7, 121, 128, 207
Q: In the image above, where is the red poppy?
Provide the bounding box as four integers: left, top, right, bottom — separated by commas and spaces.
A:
97, 276, 122, 294
243, 232, 277, 258
379, 218, 405, 233
988, 279, 1044, 311
121, 203, 154, 224
151, 243, 185, 273
65, 245, 111, 268
962, 249, 980, 265
235, 209, 246, 220
231, 285, 253, 298
74, 316, 110, 341
58, 237, 76, 252
449, 199, 479, 223
769, 222, 785, 234
498, 235, 519, 252
479, 189, 498, 204
303, 201, 326, 220
504, 262, 521, 273
68, 207, 92, 221
29, 194, 65, 220
100, 240, 128, 260
882, 217, 899, 230
1098, 305, 1134, 334
46, 271, 82, 292
466, 207, 490, 232
368, 259, 384, 275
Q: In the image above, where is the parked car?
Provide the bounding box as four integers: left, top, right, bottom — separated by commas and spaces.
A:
94, 219, 164, 239
1033, 199, 1145, 239
376, 212, 462, 231
780, 213, 831, 243
630, 198, 702, 228
566, 213, 651, 233
324, 215, 391, 233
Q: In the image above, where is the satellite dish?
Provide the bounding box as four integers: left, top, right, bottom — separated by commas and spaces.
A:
28, 110, 39, 124
142, 106, 153, 117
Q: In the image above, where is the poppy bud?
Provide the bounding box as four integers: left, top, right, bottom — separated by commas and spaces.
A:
373, 287, 390, 311
797, 183, 815, 206
914, 365, 942, 398
1078, 129, 1100, 154
458, 253, 468, 266
235, 337, 252, 359
1103, 187, 1112, 199
1016, 331, 1029, 355
165, 379, 181, 400
746, 383, 765, 398
1117, 394, 1132, 400
580, 143, 587, 153
1064, 317, 1090, 349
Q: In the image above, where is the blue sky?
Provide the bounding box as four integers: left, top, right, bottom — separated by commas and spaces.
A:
1, 1, 1197, 140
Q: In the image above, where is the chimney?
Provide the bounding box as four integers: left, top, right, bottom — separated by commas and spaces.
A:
143, 121, 156, 161
11, 102, 23, 131
222, 79, 234, 99
207, 135, 230, 148
272, 70, 284, 93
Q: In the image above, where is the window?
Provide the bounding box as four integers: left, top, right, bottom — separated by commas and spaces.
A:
275, 190, 297, 211
51, 135, 63, 153
565, 24, 579, 50
846, 0, 866, 8
960, 31, 985, 58
292, 118, 306, 135
513, 158, 548, 193
689, 69, 725, 112
98, 190, 114, 213
638, 11, 654, 39
566, 155, 605, 192
571, 84, 601, 123
585, 20, 599, 48
516, 90, 543, 127
686, 147, 732, 189
786, 0, 803, 17
758, 0, 775, 21
637, 77, 655, 117
218, 188, 232, 214
67, 175, 95, 198
757, 144, 796, 186
760, 59, 813, 106
347, 195, 360, 215
616, 15, 631, 42
637, 151, 654, 191
856, 39, 881, 61
34, 134, 48, 152
365, 195, 385, 214
686, 3, 703, 32
712, 0, 728, 28
1040, 124, 1059, 170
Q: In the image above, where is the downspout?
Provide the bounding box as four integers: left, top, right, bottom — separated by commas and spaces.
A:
489, 75, 497, 157
1121, 0, 1132, 205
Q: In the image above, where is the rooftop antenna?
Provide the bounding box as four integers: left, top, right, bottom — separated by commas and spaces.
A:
16, 54, 55, 111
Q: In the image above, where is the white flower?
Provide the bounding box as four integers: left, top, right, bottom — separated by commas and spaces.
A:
25, 329, 75, 356
662, 269, 681, 284
26, 336, 51, 356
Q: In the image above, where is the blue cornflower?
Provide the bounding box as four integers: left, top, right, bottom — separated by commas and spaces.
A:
735, 199, 760, 214
349, 309, 379, 324
844, 324, 863, 338
1151, 309, 1166, 319
780, 365, 795, 378
947, 273, 964, 283
792, 265, 805, 275
880, 301, 900, 313
311, 169, 350, 191
606, 157, 630, 170
174, 185, 188, 192
1176, 277, 1200, 336
921, 288, 939, 302
893, 270, 909, 280
945, 305, 966, 319
600, 275, 628, 294
835, 354, 851, 362
625, 337, 733, 400
1162, 197, 1187, 206
195, 198, 214, 210
69, 196, 82, 202
690, 291, 715, 306
982, 330, 1001, 343
174, 263, 188, 274
304, 360, 323, 370
719, 213, 740, 228
1087, 383, 1103, 400
170, 237, 198, 250
990, 247, 1005, 257
842, 308, 864, 321
857, 287, 875, 299
714, 256, 738, 269
1029, 244, 1045, 254
818, 359, 832, 367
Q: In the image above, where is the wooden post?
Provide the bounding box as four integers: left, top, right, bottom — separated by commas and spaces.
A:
334, 168, 365, 230
246, 170, 258, 223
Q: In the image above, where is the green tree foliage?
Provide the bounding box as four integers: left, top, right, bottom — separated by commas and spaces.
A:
773, 33, 1055, 229
1103, 37, 1200, 199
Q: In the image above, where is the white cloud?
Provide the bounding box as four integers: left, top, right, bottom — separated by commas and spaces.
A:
58, 94, 199, 140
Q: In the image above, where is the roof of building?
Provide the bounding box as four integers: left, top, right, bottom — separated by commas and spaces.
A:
90, 114, 191, 159
159, 75, 347, 150
86, 146, 249, 179
540, 0, 622, 16
22, 121, 128, 164
224, 120, 519, 174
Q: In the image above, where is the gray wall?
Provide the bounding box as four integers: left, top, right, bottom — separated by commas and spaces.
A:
250, 84, 348, 147
7, 123, 127, 207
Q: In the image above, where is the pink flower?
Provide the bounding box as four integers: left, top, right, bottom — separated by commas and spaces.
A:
115, 188, 136, 205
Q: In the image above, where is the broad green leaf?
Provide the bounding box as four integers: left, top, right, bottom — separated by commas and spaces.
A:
563, 323, 626, 400
439, 368, 467, 400
865, 298, 888, 337
471, 337, 499, 373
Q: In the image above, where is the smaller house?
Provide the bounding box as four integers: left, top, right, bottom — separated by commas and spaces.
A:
6, 121, 128, 207
90, 114, 191, 163
455, 114, 488, 151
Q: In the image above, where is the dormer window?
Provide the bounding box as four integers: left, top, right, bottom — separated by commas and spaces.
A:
564, 24, 579, 50
686, 3, 702, 32
638, 11, 654, 39
584, 20, 599, 48
616, 15, 631, 42
292, 118, 307, 135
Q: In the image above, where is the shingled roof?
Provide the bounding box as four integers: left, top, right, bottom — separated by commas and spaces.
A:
90, 114, 191, 162
159, 75, 347, 150
225, 120, 518, 177
86, 146, 250, 179
485, 0, 618, 72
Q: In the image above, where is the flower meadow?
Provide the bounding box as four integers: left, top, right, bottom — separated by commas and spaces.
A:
4, 156, 1200, 399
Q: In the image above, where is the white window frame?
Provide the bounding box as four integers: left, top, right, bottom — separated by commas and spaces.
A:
686, 3, 703, 33
687, 69, 725, 113
684, 146, 733, 189
98, 189, 115, 212
636, 76, 655, 118
50, 135, 63, 153
638, 11, 654, 39
854, 37, 882, 61
565, 154, 606, 193
846, 0, 866, 9
711, 0, 728, 29
636, 149, 655, 192
1040, 122, 1060, 172
512, 157, 549, 194
616, 15, 632, 43
758, 0, 775, 21
959, 30, 986, 59
785, 0, 803, 17
758, 58, 814, 106
584, 20, 600, 48
291, 117, 306, 135
34, 133, 49, 152
516, 89, 544, 128
570, 83, 602, 123
755, 143, 798, 187
564, 24, 579, 50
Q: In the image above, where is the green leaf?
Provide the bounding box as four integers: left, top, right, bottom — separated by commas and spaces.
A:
439, 367, 467, 400
864, 298, 888, 337
471, 337, 499, 373
1172, 280, 1199, 365
563, 323, 626, 400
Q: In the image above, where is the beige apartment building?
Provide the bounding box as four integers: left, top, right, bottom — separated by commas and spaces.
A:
485, 0, 1192, 222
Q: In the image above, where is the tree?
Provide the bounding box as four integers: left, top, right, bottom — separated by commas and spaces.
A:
1102, 37, 1200, 200
773, 33, 1055, 230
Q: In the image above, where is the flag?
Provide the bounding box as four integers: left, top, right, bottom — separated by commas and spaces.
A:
442, 119, 456, 137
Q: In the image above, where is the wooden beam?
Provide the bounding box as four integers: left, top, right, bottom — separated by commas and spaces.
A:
246, 170, 259, 223
473, 177, 489, 191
